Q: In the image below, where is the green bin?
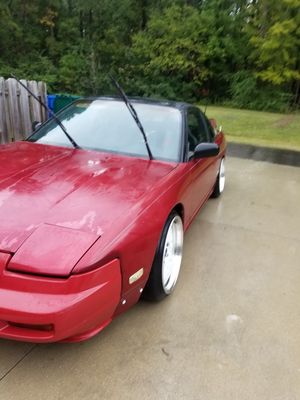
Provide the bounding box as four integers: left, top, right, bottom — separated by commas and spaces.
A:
53, 94, 81, 113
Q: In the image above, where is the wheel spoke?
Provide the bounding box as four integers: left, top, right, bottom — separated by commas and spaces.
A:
162, 216, 183, 294
219, 159, 225, 193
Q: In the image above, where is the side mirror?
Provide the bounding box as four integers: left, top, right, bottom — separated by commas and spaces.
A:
32, 121, 42, 131
193, 143, 219, 159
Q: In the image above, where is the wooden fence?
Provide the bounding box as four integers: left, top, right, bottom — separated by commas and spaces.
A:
0, 77, 47, 144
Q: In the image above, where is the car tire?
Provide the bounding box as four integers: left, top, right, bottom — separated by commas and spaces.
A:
211, 157, 225, 198
143, 211, 184, 302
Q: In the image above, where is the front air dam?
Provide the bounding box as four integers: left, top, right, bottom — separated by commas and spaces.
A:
0, 259, 121, 343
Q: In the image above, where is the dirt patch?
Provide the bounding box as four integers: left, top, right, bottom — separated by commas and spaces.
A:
273, 115, 295, 128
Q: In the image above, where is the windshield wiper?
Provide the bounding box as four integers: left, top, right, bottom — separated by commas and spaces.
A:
110, 76, 153, 160
11, 74, 80, 149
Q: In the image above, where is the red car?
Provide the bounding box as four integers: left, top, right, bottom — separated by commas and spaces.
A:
0, 97, 226, 343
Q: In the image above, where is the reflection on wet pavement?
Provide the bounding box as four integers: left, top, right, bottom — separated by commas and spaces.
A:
228, 143, 300, 167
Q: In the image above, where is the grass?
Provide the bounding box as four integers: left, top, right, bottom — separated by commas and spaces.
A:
200, 105, 300, 151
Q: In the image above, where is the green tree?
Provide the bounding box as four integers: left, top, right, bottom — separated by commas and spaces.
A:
0, 0, 298, 109
248, 0, 300, 107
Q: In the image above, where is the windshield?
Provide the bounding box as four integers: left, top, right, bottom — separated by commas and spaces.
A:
28, 99, 182, 162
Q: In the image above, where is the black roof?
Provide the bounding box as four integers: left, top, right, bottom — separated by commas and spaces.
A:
83, 96, 191, 110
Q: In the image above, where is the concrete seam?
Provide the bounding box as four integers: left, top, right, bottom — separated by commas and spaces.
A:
0, 345, 37, 383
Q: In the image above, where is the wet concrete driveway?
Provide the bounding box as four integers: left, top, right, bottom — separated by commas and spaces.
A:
1, 156, 300, 400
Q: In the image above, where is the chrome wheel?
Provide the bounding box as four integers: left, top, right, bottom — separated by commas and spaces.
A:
162, 215, 184, 294
219, 158, 225, 193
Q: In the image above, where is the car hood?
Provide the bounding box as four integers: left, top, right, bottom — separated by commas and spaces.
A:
0, 142, 177, 254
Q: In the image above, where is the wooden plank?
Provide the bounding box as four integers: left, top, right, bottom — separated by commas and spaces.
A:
18, 80, 32, 137
28, 80, 42, 123
0, 77, 8, 144
3, 79, 14, 142
6, 78, 22, 141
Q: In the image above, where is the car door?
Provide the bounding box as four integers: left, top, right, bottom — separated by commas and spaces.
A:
184, 107, 218, 221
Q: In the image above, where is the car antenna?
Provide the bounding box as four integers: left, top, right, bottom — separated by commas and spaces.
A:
11, 74, 80, 149
201, 87, 210, 115
109, 75, 153, 160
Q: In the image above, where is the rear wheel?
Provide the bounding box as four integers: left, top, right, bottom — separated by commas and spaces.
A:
211, 157, 225, 198
143, 211, 184, 302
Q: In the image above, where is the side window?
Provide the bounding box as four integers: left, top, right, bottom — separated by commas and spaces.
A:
187, 108, 208, 152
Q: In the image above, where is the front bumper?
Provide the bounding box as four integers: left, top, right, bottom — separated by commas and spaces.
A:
0, 256, 121, 343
